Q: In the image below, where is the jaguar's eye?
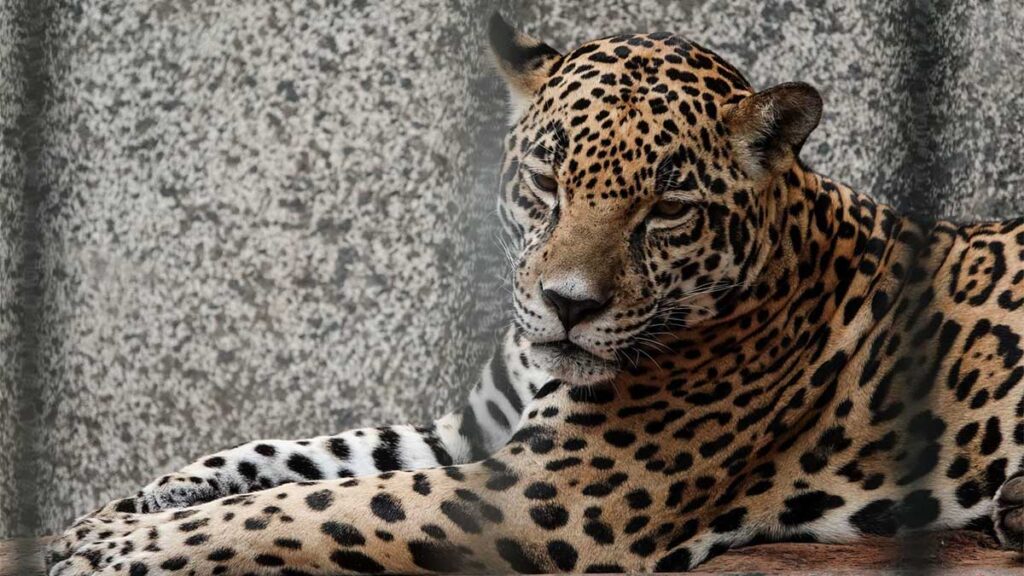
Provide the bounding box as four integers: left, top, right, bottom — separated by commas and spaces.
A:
651, 199, 692, 219
531, 173, 558, 194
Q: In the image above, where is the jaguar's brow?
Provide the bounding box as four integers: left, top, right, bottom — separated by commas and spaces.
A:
527, 140, 560, 161
521, 145, 564, 181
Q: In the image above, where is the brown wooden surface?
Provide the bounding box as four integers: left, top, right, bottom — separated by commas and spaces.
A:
698, 530, 1021, 573
1, 538, 49, 576
2, 531, 1019, 575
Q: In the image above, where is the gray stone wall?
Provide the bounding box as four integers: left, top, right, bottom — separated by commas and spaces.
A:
0, 0, 1022, 537
28, 0, 504, 535
0, 0, 25, 539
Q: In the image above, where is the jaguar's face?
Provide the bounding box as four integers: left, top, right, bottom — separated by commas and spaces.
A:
489, 16, 821, 384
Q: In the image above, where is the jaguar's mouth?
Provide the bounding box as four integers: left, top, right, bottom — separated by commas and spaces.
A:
533, 339, 587, 354
530, 340, 618, 385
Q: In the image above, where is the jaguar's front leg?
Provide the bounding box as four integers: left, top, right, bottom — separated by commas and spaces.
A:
46, 377, 793, 576
93, 423, 461, 517
49, 437, 624, 574
48, 378, 657, 574
87, 327, 547, 518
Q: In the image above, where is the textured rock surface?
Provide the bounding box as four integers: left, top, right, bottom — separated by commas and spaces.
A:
0, 0, 1022, 538
29, 0, 504, 535
0, 0, 25, 539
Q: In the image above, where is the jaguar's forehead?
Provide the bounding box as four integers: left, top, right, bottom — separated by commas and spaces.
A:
535, 34, 752, 122
514, 34, 753, 203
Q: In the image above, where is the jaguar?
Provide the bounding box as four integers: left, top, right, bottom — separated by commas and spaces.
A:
48, 13, 1023, 575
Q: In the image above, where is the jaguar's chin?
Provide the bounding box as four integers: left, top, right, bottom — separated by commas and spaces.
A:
530, 340, 619, 385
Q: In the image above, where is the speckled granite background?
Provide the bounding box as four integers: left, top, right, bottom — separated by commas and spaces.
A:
1, 0, 1023, 538
1, 0, 27, 540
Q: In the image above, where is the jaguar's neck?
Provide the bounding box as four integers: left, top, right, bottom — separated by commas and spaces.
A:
762, 166, 888, 308
657, 163, 927, 370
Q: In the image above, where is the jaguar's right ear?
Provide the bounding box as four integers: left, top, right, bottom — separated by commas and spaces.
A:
726, 82, 822, 180
488, 12, 563, 121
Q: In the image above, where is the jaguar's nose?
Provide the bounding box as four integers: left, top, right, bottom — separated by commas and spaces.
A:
541, 286, 611, 331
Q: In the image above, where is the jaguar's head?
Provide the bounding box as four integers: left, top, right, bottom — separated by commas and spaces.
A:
489, 14, 822, 384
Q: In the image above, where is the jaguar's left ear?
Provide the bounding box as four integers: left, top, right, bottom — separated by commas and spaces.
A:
488, 12, 563, 121
727, 82, 822, 179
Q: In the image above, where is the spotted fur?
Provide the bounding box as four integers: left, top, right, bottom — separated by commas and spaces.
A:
48, 14, 1024, 575
86, 327, 547, 518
